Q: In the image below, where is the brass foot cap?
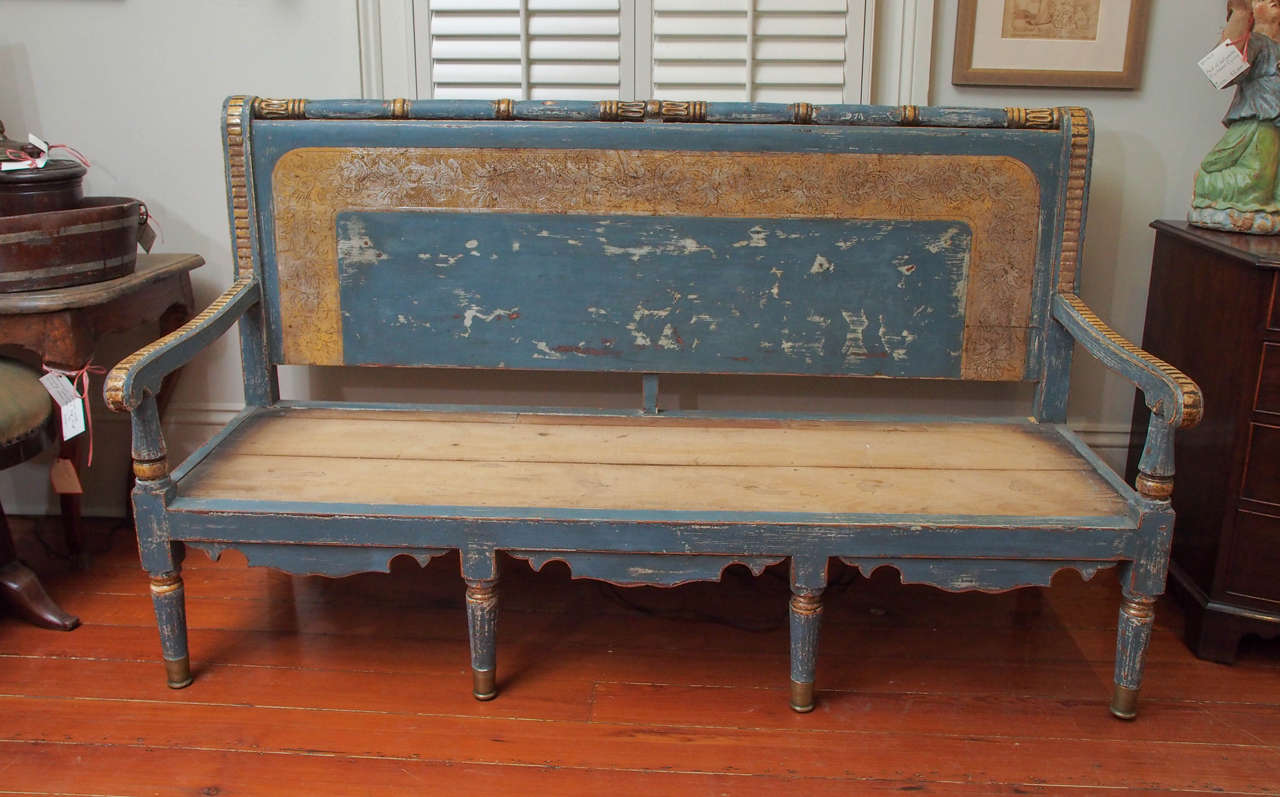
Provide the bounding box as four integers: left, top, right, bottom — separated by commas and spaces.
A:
472, 669, 496, 701
164, 656, 193, 689
1110, 685, 1139, 721
790, 680, 815, 713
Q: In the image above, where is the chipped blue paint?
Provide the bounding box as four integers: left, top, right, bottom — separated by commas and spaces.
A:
842, 558, 1118, 593
188, 541, 446, 578
250, 120, 1064, 368
165, 504, 1142, 556
336, 212, 972, 377
513, 551, 786, 587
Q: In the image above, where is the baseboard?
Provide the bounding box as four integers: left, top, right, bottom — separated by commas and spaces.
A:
0, 402, 244, 518
0, 407, 1136, 518
1069, 423, 1134, 456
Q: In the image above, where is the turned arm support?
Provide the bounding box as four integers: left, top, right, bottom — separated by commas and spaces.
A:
103, 276, 260, 477
1051, 293, 1203, 499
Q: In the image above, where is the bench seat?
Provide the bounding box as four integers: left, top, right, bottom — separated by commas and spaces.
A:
172, 405, 1130, 521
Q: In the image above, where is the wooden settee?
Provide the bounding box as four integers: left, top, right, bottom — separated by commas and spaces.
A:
105, 97, 1201, 719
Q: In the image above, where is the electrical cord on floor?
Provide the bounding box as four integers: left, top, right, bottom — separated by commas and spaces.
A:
595, 581, 785, 633
29, 515, 130, 564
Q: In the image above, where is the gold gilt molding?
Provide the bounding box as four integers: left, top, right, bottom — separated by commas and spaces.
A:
150, 573, 183, 595
599, 100, 646, 122
790, 102, 814, 125
899, 105, 920, 125
1056, 108, 1090, 292
1058, 293, 1204, 429
391, 98, 410, 119
1120, 594, 1157, 620
1135, 473, 1174, 500
132, 458, 170, 481
252, 97, 307, 119
104, 276, 258, 412
790, 593, 822, 616
1005, 107, 1061, 130
225, 97, 255, 279
661, 100, 707, 122
494, 98, 515, 120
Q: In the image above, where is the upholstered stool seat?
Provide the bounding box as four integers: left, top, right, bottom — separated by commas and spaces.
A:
0, 357, 79, 630
0, 360, 56, 452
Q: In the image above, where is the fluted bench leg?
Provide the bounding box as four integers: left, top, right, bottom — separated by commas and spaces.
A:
466, 577, 499, 701
1111, 590, 1157, 720
789, 556, 828, 713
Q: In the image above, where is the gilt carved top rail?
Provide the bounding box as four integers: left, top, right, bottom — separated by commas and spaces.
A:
249, 97, 1067, 130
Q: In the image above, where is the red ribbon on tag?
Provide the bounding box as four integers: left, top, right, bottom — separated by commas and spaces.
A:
1227, 34, 1250, 61
3, 142, 90, 169
4, 148, 42, 169
42, 360, 107, 467
48, 143, 91, 167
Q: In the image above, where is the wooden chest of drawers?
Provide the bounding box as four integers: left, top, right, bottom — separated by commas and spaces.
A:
1128, 220, 1280, 662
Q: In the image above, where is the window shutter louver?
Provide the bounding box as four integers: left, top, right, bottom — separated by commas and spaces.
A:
652, 0, 750, 101
426, 0, 622, 100
753, 0, 848, 103
528, 0, 622, 99
651, 0, 860, 103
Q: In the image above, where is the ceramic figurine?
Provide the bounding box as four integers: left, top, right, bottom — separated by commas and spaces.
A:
1190, 0, 1280, 234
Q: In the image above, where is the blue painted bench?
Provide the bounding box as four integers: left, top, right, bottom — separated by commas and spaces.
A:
105, 97, 1201, 719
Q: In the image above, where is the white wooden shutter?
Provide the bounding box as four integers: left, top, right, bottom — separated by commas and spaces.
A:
754, 0, 854, 103
651, 0, 750, 101
650, 0, 871, 103
422, 0, 623, 100
410, 0, 880, 103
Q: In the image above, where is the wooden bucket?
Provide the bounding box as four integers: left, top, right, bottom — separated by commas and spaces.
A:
0, 198, 143, 293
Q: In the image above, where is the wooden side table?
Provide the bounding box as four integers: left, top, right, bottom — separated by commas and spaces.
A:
1127, 221, 1280, 662
0, 253, 202, 565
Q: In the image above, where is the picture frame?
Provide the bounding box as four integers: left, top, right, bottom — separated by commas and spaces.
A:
953, 0, 1151, 89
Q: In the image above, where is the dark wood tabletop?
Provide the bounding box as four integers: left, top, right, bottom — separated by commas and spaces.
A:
0, 253, 202, 369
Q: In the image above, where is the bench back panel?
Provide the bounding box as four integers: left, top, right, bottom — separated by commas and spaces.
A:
238, 102, 1087, 382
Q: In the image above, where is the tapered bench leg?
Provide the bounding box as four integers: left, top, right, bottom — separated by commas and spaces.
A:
789, 587, 823, 712
789, 556, 828, 713
1111, 590, 1157, 720
150, 570, 193, 688
130, 396, 191, 689
465, 578, 499, 701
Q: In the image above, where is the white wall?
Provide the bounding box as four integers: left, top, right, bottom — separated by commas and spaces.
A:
931, 0, 1229, 453
0, 0, 1230, 515
0, 0, 363, 514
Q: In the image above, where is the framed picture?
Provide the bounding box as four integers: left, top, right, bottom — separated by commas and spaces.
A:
953, 0, 1151, 89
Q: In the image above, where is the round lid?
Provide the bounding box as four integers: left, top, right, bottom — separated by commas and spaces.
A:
0, 158, 87, 185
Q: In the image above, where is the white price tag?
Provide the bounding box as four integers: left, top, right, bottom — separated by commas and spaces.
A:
1, 132, 49, 171
1200, 39, 1250, 89
0, 152, 46, 171
38, 372, 86, 440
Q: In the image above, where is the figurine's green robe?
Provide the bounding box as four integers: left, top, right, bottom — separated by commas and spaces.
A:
1194, 32, 1280, 212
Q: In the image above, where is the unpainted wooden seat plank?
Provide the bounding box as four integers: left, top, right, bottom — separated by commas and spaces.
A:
177, 411, 1127, 517
218, 410, 1081, 471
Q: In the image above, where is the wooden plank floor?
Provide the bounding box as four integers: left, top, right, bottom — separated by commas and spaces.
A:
1, 517, 1278, 796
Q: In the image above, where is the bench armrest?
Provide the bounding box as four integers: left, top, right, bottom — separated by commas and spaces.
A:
104, 276, 261, 413
1052, 293, 1203, 430
1052, 293, 1202, 500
